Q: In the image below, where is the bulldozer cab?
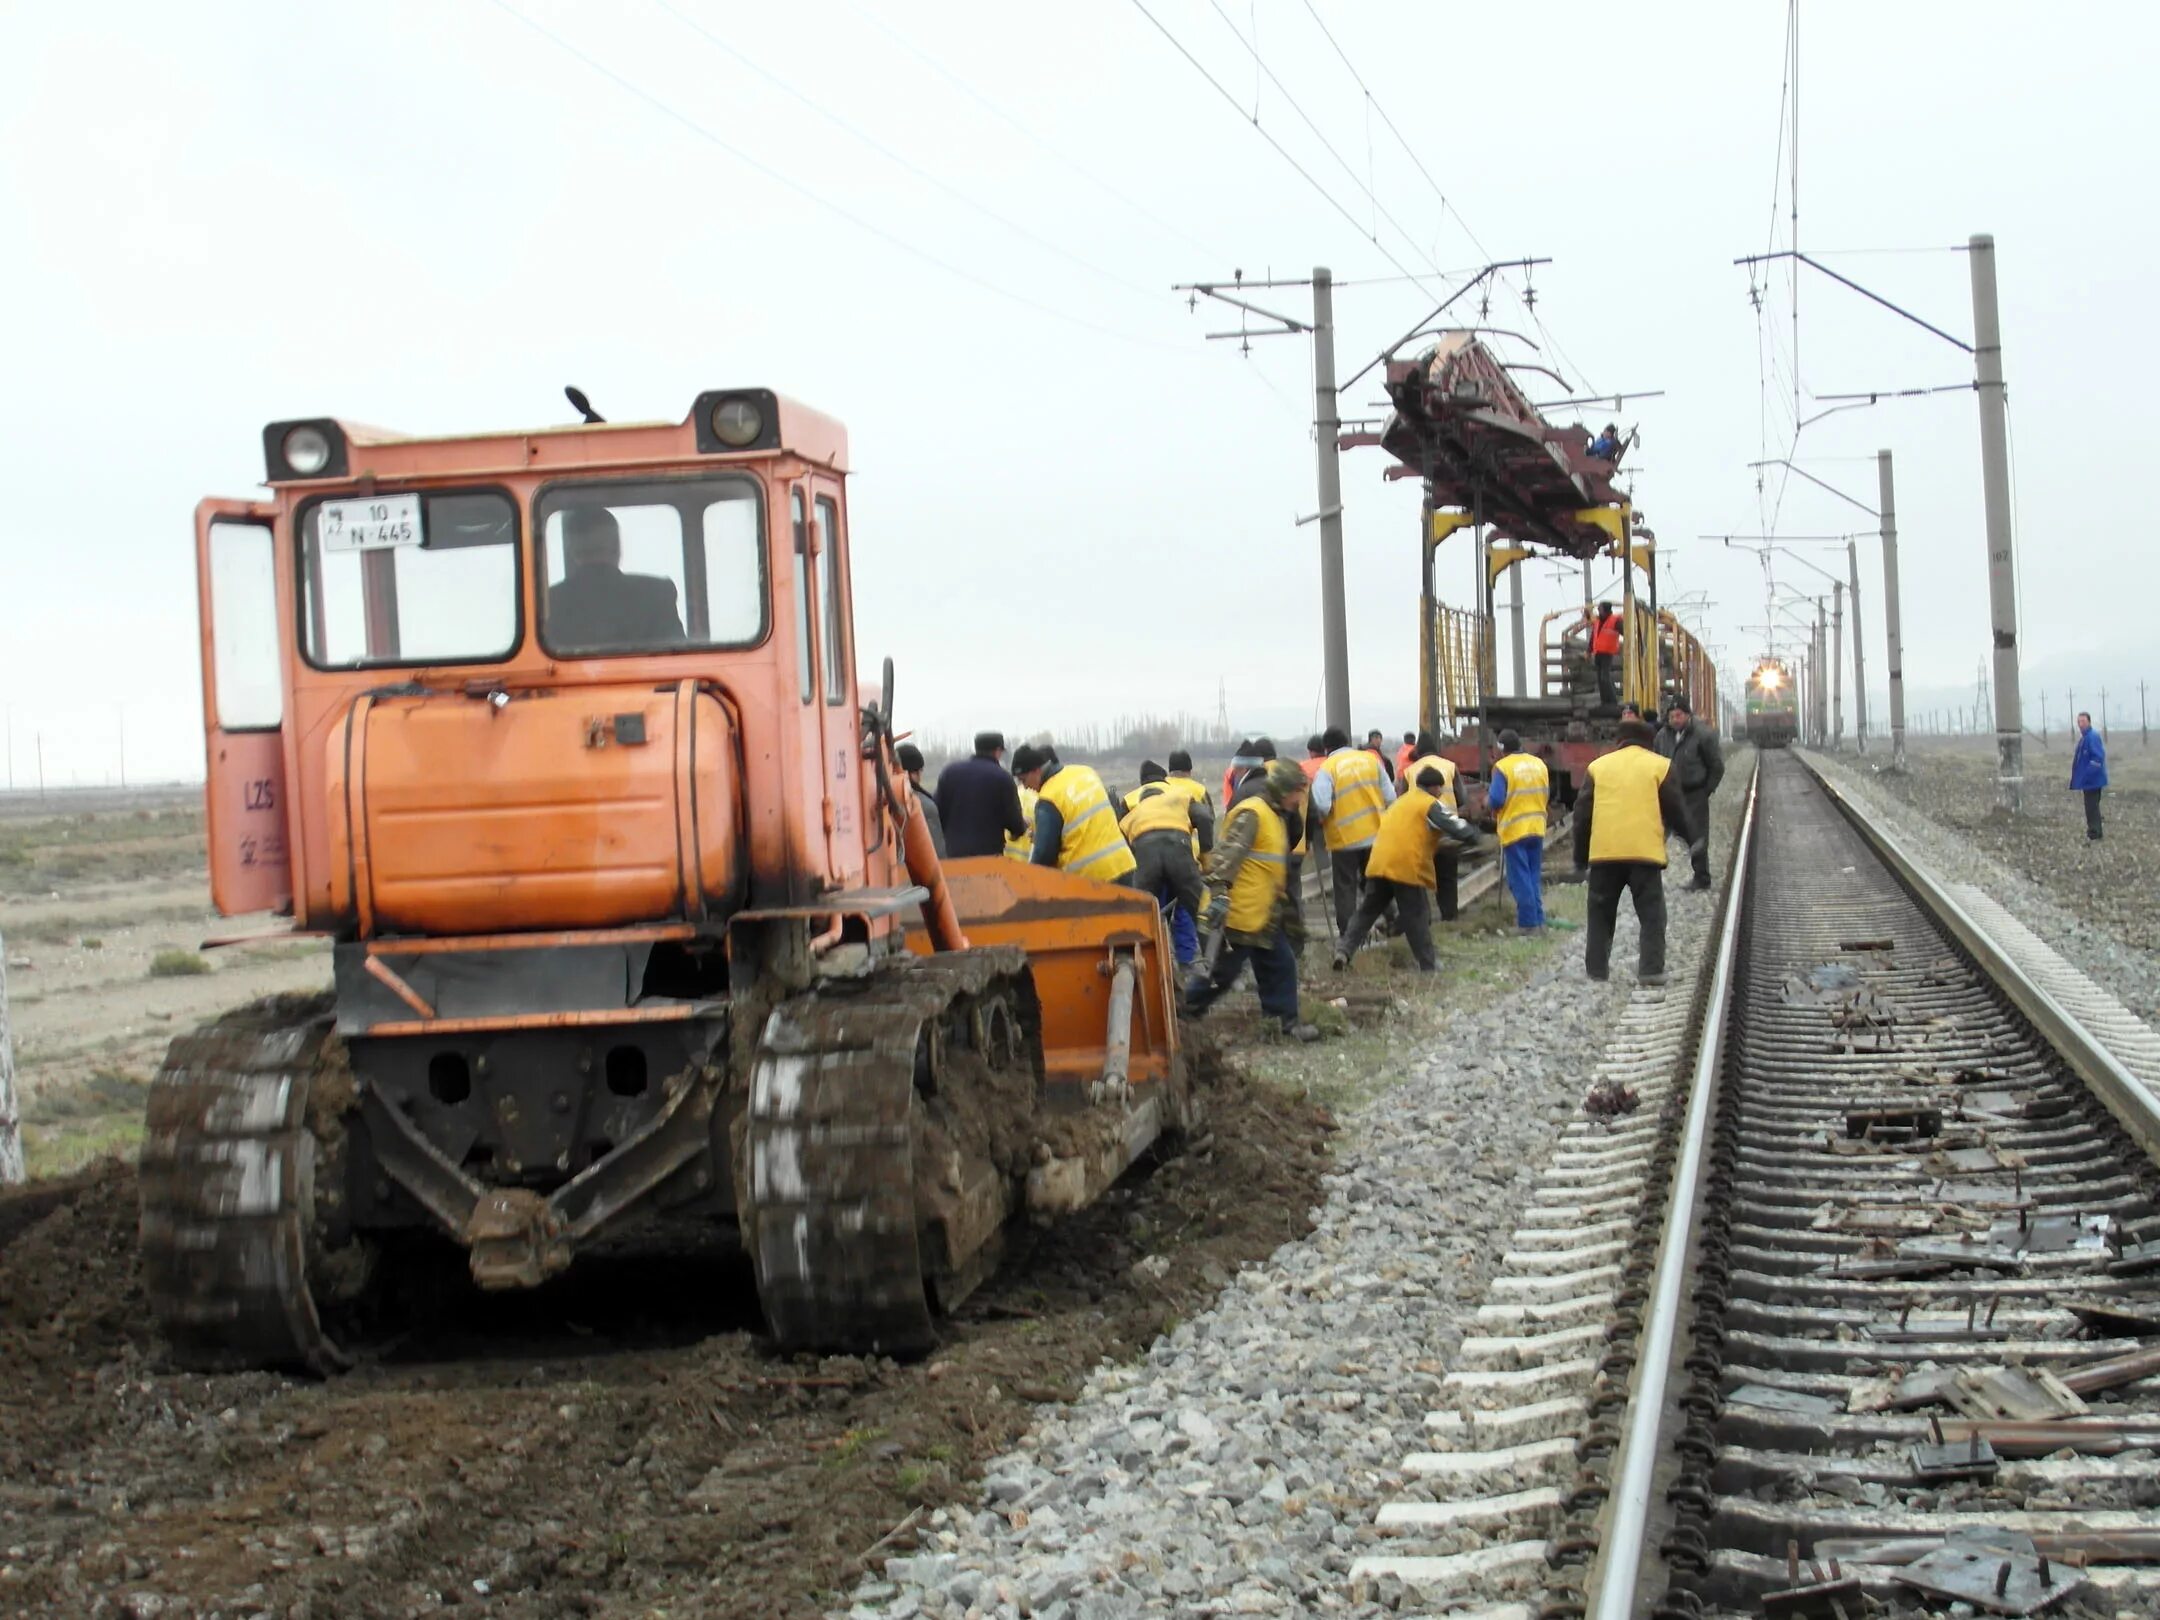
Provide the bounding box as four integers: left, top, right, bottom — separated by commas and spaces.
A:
193, 393, 884, 941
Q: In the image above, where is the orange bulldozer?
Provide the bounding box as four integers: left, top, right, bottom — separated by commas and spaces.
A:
144, 388, 1189, 1371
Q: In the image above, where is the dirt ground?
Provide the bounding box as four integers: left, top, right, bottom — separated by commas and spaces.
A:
1849, 735, 2159, 988
0, 798, 331, 1175
0, 785, 1583, 1620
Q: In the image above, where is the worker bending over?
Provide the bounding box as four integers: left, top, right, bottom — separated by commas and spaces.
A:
1402, 732, 1464, 920
1015, 744, 1136, 885
1487, 730, 1550, 931
1331, 766, 1482, 974
1159, 750, 1217, 853
1185, 760, 1319, 1041
1572, 718, 1691, 986
1309, 726, 1394, 925
1121, 762, 1205, 965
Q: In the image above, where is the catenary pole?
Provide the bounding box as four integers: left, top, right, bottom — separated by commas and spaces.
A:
1311, 266, 1351, 735
1815, 600, 1828, 746
1507, 557, 1527, 697
1878, 450, 1908, 769
1969, 234, 2024, 808
1831, 581, 1844, 748
1846, 539, 1867, 753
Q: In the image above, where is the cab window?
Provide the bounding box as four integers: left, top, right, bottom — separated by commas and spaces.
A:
816, 495, 848, 706
791, 490, 813, 702
300, 490, 518, 668
537, 476, 766, 657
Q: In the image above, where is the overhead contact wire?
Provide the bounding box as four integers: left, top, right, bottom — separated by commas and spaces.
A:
482, 0, 1191, 354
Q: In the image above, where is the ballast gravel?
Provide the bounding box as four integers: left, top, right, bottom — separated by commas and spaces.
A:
834, 784, 1752, 1620
1805, 749, 2160, 1032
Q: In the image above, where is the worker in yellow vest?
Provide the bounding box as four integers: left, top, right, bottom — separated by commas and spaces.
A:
1005, 784, 1039, 861
1331, 765, 1484, 972
1155, 749, 1217, 859
1186, 760, 1318, 1041
1487, 729, 1552, 932
1120, 762, 1205, 965
1403, 731, 1467, 921
1014, 744, 1137, 884
1309, 725, 1395, 927
1571, 718, 1692, 986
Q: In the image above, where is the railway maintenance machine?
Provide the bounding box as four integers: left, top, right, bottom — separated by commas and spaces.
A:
145, 390, 1189, 1372
1350, 332, 1716, 804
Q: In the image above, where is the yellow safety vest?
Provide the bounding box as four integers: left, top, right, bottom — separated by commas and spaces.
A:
1365, 788, 1444, 888
1005, 786, 1039, 861
1120, 784, 1193, 843
1161, 775, 1211, 812
1161, 773, 1211, 857
1208, 798, 1290, 933
1405, 753, 1459, 813
1586, 746, 1671, 866
1320, 748, 1386, 851
1493, 753, 1549, 846
1038, 764, 1137, 882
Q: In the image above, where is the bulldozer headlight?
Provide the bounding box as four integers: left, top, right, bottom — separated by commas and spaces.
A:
262, 418, 349, 482
282, 426, 332, 476
691, 389, 780, 454
710, 397, 763, 447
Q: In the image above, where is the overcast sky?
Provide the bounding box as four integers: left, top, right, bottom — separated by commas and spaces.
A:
5, 0, 2156, 785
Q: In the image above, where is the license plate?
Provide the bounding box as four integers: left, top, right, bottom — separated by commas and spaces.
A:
319, 494, 424, 552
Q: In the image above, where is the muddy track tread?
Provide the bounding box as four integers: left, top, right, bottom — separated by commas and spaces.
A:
137, 1003, 348, 1375
745, 948, 1032, 1356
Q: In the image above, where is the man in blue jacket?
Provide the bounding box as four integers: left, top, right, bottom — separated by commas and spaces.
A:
2071, 711, 2109, 841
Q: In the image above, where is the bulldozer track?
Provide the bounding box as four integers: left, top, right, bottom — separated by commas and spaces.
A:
137, 992, 360, 1376
745, 946, 1042, 1357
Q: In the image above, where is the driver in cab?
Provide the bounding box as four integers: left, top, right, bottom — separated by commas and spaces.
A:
547, 507, 686, 652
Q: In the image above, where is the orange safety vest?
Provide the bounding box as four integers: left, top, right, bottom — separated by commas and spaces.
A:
1591, 613, 1622, 656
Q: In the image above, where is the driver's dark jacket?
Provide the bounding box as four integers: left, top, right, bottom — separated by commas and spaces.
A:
546, 567, 686, 652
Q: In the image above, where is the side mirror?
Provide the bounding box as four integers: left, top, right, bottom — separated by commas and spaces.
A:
881, 656, 896, 729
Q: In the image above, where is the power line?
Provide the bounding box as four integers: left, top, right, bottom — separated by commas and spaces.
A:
1204, 0, 1444, 290
650, 0, 1156, 299
1126, 0, 1450, 298
839, 1, 1227, 263
1287, 0, 1597, 393
483, 0, 1191, 354
1295, 0, 1486, 264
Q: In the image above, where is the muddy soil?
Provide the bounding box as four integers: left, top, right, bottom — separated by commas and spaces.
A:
0, 1043, 1330, 1620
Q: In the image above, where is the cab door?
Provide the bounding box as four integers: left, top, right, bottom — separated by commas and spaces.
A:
194, 498, 294, 915
809, 476, 865, 886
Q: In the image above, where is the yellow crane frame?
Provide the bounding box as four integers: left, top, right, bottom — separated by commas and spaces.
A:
1419, 501, 1658, 733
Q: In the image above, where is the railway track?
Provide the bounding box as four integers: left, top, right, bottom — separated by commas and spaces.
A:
1355, 750, 2160, 1618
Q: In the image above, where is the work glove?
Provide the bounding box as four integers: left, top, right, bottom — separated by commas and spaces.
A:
1203, 896, 1230, 935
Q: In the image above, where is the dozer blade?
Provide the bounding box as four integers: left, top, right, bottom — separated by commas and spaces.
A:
911, 858, 1182, 1102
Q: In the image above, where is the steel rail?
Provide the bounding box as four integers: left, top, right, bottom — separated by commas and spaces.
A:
1800, 753, 2160, 1164
1584, 750, 2160, 1616
1584, 757, 1760, 1620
